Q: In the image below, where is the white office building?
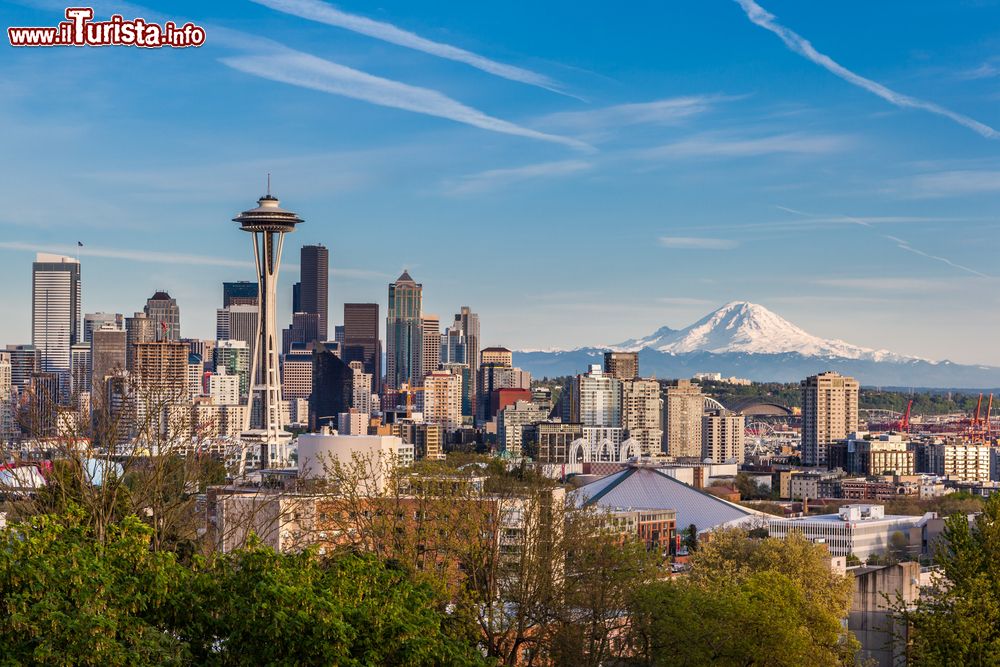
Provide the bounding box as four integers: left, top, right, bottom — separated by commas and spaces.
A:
767, 504, 932, 560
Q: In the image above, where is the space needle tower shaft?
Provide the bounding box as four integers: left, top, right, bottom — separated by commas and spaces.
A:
232, 179, 303, 468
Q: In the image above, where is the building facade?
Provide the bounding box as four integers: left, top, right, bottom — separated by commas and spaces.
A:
801, 371, 859, 467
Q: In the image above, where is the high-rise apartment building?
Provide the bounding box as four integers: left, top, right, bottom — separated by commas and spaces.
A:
801, 372, 859, 467
144, 291, 181, 341
498, 400, 548, 457
422, 370, 462, 431
70, 342, 92, 397
604, 351, 639, 380
343, 303, 381, 393
214, 340, 251, 400
32, 253, 81, 399
622, 378, 663, 455
662, 379, 704, 458
420, 315, 441, 382
524, 422, 584, 463
5, 344, 38, 391
132, 341, 189, 395
385, 271, 422, 405
299, 245, 329, 341
281, 348, 313, 400
576, 365, 623, 447
348, 361, 372, 415
702, 409, 745, 464
208, 368, 241, 406
481, 346, 513, 367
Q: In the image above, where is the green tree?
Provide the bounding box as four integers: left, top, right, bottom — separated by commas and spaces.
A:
630, 572, 828, 666
896, 493, 1000, 665
0, 508, 190, 666
673, 529, 859, 666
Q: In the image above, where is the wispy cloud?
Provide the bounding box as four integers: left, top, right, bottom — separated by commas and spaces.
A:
540, 96, 724, 133
248, 0, 572, 97
734, 0, 1000, 140
659, 236, 739, 250
637, 132, 850, 160
901, 170, 1000, 198
0, 241, 387, 279
220, 49, 590, 151
445, 159, 592, 195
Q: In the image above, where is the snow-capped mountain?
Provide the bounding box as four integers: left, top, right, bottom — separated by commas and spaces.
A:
513, 301, 1000, 388
612, 301, 908, 361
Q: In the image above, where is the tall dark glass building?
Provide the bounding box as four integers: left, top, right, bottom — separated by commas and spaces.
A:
343, 302, 381, 393
309, 341, 353, 431
300, 245, 329, 341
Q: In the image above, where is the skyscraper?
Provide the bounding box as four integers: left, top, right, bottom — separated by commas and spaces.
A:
422, 370, 462, 431
420, 315, 441, 381
622, 378, 663, 455
310, 341, 352, 431
32, 253, 81, 399
233, 190, 303, 468
343, 303, 381, 392
385, 271, 422, 405
223, 281, 258, 307
702, 409, 745, 464
604, 351, 639, 380
125, 312, 156, 372
453, 306, 480, 405
576, 365, 623, 448
70, 342, 92, 396
144, 291, 181, 341
662, 379, 704, 458
91, 325, 126, 410
83, 312, 122, 343
299, 244, 329, 342
801, 371, 859, 467
5, 344, 38, 391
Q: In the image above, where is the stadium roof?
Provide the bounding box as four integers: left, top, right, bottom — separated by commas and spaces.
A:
573, 466, 755, 532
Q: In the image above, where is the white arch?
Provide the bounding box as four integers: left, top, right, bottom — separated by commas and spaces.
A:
704, 396, 727, 412
596, 438, 614, 462
619, 437, 641, 462
568, 438, 591, 463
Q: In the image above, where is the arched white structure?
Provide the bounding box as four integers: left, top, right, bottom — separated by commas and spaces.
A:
619, 437, 641, 461
596, 438, 615, 462
704, 396, 727, 412
568, 438, 591, 463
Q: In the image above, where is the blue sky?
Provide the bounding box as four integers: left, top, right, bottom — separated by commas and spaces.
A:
2, 0, 1000, 364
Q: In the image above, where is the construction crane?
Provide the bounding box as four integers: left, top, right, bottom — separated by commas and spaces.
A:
897, 399, 913, 434
385, 382, 425, 417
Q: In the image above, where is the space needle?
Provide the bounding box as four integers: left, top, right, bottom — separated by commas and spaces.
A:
233, 178, 303, 469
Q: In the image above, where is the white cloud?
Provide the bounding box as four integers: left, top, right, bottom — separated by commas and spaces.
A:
638, 132, 850, 159
733, 0, 1000, 139
540, 96, 722, 132
220, 49, 591, 151
903, 170, 1000, 198
659, 237, 739, 250
445, 159, 593, 195
0, 241, 386, 279
249, 0, 571, 96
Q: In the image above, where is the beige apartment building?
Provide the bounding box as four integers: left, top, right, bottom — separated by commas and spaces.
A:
662, 379, 704, 458
801, 371, 859, 467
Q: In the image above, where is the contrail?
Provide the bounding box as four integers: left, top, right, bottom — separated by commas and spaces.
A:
250, 0, 575, 97
774, 206, 992, 278
735, 0, 1000, 139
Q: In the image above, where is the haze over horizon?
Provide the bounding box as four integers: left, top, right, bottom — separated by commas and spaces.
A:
3, 0, 1000, 364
